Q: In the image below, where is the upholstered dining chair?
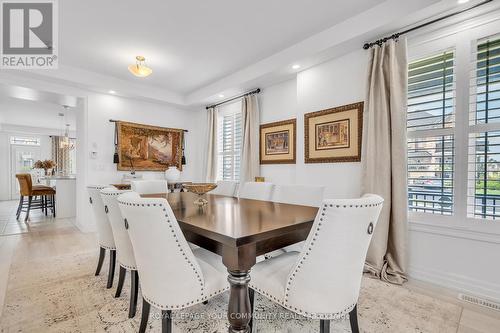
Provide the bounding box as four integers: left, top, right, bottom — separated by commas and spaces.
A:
15, 173, 56, 222
131, 180, 168, 195
210, 180, 238, 197
238, 181, 274, 201
100, 187, 139, 318
248, 194, 384, 333
271, 184, 325, 253
87, 185, 116, 289
117, 192, 229, 333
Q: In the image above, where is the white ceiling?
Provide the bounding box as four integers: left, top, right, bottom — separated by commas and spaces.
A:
60, 0, 383, 94
3, 0, 490, 107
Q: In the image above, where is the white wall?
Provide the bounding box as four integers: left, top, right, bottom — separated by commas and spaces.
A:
260, 49, 367, 198
76, 93, 204, 232
259, 48, 500, 301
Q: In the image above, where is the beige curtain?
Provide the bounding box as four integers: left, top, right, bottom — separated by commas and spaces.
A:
51, 136, 71, 175
240, 94, 260, 182
362, 38, 408, 285
205, 107, 218, 182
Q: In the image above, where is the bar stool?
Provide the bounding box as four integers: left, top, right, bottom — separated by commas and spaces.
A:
15, 173, 56, 222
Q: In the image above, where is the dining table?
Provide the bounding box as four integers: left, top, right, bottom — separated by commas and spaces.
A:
141, 191, 318, 333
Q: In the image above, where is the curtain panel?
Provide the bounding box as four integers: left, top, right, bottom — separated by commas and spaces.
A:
205, 107, 218, 182
51, 136, 72, 175
239, 94, 260, 183
362, 38, 409, 285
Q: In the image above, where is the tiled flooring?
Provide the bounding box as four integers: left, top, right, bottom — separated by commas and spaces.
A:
0, 200, 69, 236
0, 200, 499, 332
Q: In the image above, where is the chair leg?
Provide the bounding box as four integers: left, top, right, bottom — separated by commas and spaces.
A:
115, 266, 126, 297
129, 270, 139, 318
161, 310, 172, 333
107, 250, 116, 289
249, 288, 255, 332
52, 194, 56, 218
139, 298, 151, 333
320, 319, 330, 333
44, 195, 48, 216
95, 247, 105, 276
16, 196, 23, 219
24, 196, 32, 222
349, 304, 359, 333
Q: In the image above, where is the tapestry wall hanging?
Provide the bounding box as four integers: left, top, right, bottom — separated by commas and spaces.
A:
117, 121, 183, 171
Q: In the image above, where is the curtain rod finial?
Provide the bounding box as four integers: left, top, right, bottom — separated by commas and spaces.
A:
363, 43, 370, 50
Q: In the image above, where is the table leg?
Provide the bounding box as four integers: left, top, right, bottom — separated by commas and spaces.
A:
227, 270, 251, 333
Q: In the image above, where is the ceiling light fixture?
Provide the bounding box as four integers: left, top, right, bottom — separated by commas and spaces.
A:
457, 0, 469, 3
218, 94, 225, 98
292, 64, 301, 69
128, 56, 152, 78
108, 90, 116, 94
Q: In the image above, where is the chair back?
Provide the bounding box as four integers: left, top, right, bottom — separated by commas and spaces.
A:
16, 173, 33, 196
117, 192, 204, 308
87, 185, 115, 250
211, 180, 238, 197
131, 180, 168, 194
100, 187, 136, 270
272, 184, 325, 207
284, 194, 383, 317
238, 182, 274, 201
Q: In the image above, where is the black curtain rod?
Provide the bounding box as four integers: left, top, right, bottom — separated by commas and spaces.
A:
108, 119, 188, 132
205, 88, 261, 110
363, 0, 492, 49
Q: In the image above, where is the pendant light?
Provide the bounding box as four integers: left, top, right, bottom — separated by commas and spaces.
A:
128, 56, 153, 77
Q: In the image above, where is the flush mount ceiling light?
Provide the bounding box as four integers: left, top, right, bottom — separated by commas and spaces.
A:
292, 64, 301, 69
108, 90, 116, 94
457, 0, 469, 3
218, 94, 225, 98
128, 56, 152, 78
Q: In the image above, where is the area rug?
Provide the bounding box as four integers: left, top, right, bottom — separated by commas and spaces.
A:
0, 250, 462, 332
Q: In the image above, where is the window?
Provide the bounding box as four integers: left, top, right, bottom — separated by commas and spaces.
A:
468, 36, 500, 220
10, 136, 40, 146
407, 51, 456, 215
217, 101, 242, 181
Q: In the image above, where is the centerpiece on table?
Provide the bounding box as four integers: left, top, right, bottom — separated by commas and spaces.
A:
34, 160, 57, 176
183, 183, 217, 207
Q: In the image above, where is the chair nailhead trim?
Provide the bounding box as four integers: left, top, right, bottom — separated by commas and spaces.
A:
250, 200, 382, 321
116, 198, 229, 310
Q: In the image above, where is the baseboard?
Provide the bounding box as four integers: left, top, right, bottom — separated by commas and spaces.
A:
409, 265, 500, 303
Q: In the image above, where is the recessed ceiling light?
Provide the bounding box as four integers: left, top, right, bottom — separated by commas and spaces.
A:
292, 64, 301, 69
218, 94, 225, 98
108, 90, 116, 94
458, 0, 469, 3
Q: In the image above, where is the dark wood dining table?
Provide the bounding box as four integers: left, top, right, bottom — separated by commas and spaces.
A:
141, 192, 318, 333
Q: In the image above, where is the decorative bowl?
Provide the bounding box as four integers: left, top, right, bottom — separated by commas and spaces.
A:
183, 183, 217, 207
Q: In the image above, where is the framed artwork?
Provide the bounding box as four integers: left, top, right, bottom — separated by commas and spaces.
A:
260, 118, 296, 164
117, 121, 184, 171
304, 102, 363, 163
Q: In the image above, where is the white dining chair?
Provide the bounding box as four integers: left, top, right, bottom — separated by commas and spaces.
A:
100, 187, 139, 318
131, 179, 168, 194
87, 185, 116, 289
272, 184, 325, 207
210, 180, 238, 197
117, 192, 229, 333
271, 184, 325, 254
248, 194, 384, 333
238, 182, 274, 201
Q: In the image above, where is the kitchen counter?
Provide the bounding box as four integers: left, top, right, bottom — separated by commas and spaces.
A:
40, 177, 76, 218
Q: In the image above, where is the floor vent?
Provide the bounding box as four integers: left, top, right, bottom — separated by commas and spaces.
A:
459, 293, 500, 311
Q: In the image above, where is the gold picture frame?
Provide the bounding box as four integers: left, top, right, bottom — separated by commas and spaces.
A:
304, 102, 363, 163
260, 118, 296, 164
117, 121, 183, 171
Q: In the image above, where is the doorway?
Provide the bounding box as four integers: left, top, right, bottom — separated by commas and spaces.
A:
10, 139, 41, 199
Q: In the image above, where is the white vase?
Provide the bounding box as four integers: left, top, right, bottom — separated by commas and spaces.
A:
165, 166, 181, 182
